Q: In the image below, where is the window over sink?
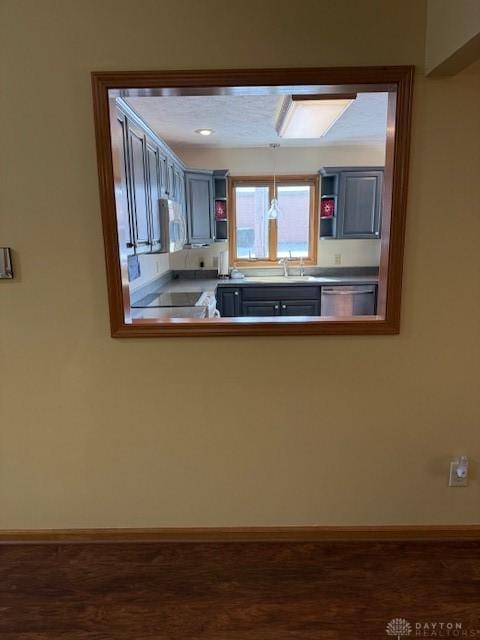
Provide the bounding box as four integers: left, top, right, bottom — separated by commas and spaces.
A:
231, 176, 316, 265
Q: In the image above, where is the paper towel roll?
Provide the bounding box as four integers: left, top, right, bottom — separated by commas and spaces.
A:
217, 250, 229, 277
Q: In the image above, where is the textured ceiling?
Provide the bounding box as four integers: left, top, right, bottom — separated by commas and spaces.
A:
125, 92, 388, 149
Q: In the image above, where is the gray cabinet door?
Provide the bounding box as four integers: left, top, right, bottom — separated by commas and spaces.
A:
185, 171, 215, 244
115, 111, 135, 254
166, 161, 175, 199
337, 170, 382, 239
174, 167, 183, 202
128, 126, 151, 253
158, 151, 168, 197
217, 288, 241, 317
146, 143, 162, 251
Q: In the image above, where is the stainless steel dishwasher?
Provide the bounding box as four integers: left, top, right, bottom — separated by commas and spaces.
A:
321, 285, 377, 317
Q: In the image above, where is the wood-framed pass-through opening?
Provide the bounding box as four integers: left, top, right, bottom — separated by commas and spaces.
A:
91, 66, 414, 337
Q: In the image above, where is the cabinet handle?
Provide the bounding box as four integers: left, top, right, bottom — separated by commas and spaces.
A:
282, 304, 287, 310
274, 305, 279, 310
322, 288, 375, 295
234, 291, 239, 296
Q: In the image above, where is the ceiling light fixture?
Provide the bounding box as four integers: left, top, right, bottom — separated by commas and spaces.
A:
267, 143, 281, 220
195, 128, 214, 136
276, 93, 357, 139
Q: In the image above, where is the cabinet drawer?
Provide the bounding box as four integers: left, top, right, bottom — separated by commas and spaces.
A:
242, 301, 280, 317
242, 285, 319, 301
280, 300, 320, 316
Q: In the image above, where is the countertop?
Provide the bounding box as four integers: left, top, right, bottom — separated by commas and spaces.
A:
162, 275, 378, 294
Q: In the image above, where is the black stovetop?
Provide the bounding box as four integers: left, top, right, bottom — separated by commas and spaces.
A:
132, 291, 201, 308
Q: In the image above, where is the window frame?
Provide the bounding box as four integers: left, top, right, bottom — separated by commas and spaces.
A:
229, 175, 318, 267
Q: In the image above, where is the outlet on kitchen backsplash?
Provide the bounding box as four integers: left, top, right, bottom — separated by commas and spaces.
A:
169, 244, 227, 270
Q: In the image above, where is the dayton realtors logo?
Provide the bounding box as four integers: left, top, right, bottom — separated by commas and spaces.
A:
386, 618, 412, 639
386, 619, 480, 638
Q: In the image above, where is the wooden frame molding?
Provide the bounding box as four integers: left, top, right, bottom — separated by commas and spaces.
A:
91, 66, 415, 338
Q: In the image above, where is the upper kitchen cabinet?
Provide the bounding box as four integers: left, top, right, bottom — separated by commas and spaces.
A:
157, 150, 169, 198
320, 167, 383, 240
127, 123, 151, 253
145, 141, 163, 252
174, 166, 186, 211
115, 100, 189, 254
185, 170, 215, 244
114, 109, 135, 256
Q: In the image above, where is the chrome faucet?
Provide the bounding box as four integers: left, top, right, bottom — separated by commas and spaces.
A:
278, 257, 289, 277
299, 257, 305, 277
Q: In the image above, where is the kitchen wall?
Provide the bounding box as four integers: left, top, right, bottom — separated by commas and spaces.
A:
129, 253, 170, 293
169, 243, 226, 271
2, 0, 480, 528
176, 144, 384, 268
174, 144, 386, 175
169, 240, 380, 270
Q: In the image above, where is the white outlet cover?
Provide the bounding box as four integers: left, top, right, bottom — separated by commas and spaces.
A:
449, 460, 468, 487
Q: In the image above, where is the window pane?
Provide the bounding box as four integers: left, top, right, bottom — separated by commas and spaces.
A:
277, 185, 311, 258
235, 186, 270, 259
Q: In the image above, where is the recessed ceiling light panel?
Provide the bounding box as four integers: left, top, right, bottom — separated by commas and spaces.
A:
276, 94, 357, 139
195, 128, 214, 136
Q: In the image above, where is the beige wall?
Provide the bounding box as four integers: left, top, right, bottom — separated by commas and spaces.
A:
1, 0, 480, 528
426, 0, 480, 74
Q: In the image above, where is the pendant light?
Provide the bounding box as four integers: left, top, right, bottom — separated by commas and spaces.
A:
267, 143, 281, 220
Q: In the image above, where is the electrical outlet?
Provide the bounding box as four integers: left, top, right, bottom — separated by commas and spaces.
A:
449, 456, 469, 487
334, 254, 342, 265
155, 260, 160, 274
212, 256, 219, 268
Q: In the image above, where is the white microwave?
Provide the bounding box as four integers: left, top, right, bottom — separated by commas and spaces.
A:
159, 199, 187, 253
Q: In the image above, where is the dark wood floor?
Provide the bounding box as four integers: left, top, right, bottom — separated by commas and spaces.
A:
1, 537, 480, 639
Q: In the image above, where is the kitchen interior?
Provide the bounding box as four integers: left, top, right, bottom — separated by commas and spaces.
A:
111, 86, 388, 321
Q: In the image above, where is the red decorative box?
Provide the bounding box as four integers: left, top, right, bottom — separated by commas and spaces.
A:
215, 200, 227, 220
320, 197, 335, 218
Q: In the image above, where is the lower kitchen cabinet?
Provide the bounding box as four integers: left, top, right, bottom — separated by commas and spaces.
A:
216, 287, 241, 317
217, 283, 376, 318
242, 301, 280, 316
218, 285, 321, 317
242, 299, 320, 317
280, 300, 320, 316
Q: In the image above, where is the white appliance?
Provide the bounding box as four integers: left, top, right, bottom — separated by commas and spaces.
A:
197, 291, 220, 318
159, 198, 187, 253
